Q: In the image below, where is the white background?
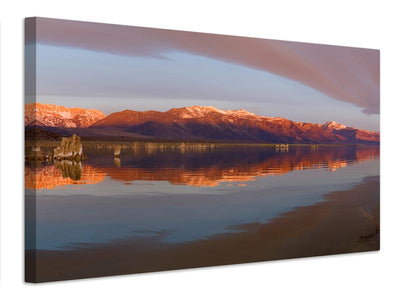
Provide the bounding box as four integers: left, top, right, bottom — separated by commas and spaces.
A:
1, 0, 399, 299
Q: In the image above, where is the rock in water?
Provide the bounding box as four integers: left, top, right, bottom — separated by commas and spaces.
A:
53, 134, 86, 161
114, 145, 121, 158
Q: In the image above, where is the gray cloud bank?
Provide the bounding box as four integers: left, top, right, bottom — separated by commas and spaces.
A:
29, 17, 380, 114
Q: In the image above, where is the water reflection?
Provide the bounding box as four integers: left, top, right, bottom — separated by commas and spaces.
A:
25, 162, 106, 190
54, 161, 83, 180
25, 146, 379, 189
114, 157, 121, 168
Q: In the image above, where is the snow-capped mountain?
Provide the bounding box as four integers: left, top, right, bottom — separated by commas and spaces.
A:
322, 121, 348, 131
320, 121, 380, 144
25, 103, 106, 128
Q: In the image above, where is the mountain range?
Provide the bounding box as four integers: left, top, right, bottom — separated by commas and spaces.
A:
25, 103, 380, 145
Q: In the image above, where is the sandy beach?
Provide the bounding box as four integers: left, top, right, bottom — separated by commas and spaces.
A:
26, 175, 380, 283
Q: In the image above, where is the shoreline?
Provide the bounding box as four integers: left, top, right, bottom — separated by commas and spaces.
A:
26, 176, 380, 283
26, 139, 380, 147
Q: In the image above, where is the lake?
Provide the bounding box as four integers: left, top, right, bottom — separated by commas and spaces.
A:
25, 144, 379, 252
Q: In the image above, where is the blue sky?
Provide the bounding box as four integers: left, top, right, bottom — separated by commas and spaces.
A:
35, 43, 379, 131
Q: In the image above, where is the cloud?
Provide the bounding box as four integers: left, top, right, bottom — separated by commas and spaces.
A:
30, 17, 380, 114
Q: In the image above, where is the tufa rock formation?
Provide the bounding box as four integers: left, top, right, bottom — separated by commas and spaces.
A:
53, 134, 86, 161
114, 145, 121, 158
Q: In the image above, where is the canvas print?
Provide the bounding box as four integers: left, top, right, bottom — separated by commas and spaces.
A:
25, 17, 380, 283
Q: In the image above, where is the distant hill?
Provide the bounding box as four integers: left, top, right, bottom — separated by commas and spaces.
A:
25, 127, 66, 141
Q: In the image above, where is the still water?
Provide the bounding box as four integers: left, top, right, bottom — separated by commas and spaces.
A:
25, 145, 380, 250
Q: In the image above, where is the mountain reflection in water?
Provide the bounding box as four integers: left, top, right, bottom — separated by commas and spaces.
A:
25, 145, 380, 189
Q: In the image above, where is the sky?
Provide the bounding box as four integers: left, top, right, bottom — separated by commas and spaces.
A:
29, 18, 380, 131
